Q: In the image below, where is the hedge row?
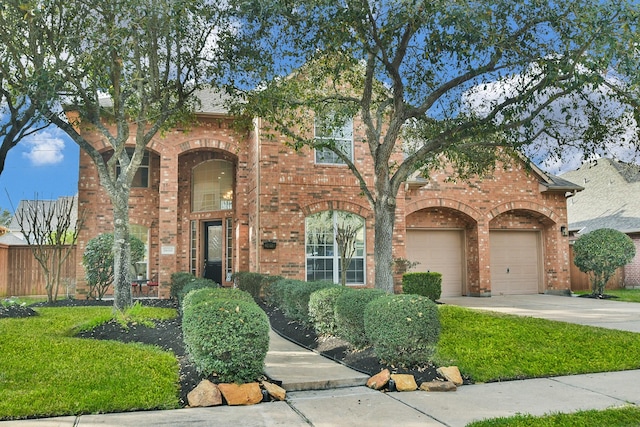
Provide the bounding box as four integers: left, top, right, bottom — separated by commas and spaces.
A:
265, 279, 441, 366
181, 286, 269, 383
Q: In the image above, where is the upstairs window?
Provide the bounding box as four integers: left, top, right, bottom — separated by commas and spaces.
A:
314, 116, 353, 165
192, 160, 234, 212
114, 148, 149, 188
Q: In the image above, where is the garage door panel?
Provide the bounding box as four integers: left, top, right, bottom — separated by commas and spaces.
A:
406, 230, 464, 297
490, 231, 540, 295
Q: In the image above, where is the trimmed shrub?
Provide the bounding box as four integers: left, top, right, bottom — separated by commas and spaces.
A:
309, 286, 351, 335
182, 298, 269, 383
282, 280, 336, 324
364, 294, 441, 366
177, 278, 218, 305
402, 272, 442, 302
260, 275, 284, 301
170, 272, 197, 300
334, 288, 386, 348
263, 278, 292, 307
182, 287, 254, 310
232, 271, 267, 299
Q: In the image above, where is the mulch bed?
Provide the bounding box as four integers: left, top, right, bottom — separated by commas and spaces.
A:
4, 297, 455, 407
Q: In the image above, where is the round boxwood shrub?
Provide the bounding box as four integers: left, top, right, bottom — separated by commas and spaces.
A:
309, 286, 351, 335
177, 277, 218, 305
182, 298, 269, 383
232, 271, 267, 299
263, 278, 292, 307
283, 280, 336, 324
334, 288, 387, 348
170, 272, 197, 300
364, 294, 441, 366
402, 272, 442, 302
182, 287, 254, 310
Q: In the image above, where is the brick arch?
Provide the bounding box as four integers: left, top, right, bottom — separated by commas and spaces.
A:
170, 137, 242, 157
488, 201, 559, 225
301, 200, 372, 219
405, 198, 482, 222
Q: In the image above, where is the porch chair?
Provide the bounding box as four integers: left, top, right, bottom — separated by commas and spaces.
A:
147, 273, 159, 297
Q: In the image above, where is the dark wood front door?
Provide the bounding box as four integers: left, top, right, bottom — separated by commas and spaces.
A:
203, 221, 222, 285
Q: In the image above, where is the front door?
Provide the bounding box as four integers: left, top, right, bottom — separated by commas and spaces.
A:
204, 221, 222, 285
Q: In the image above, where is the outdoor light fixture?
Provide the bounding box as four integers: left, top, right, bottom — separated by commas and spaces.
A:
560, 226, 568, 237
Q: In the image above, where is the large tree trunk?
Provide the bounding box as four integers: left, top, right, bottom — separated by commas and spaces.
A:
112, 196, 133, 311
373, 192, 397, 294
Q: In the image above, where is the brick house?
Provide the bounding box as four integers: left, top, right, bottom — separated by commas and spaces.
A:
561, 158, 640, 288
73, 91, 581, 298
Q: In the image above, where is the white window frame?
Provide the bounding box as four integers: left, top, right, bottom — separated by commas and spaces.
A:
314, 116, 354, 165
305, 210, 365, 285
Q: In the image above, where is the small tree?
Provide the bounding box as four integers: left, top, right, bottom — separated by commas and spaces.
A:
14, 196, 83, 302
83, 233, 145, 300
573, 228, 636, 297
335, 217, 362, 286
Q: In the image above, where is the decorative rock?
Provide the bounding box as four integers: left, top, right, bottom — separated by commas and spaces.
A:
389, 374, 417, 391
366, 369, 391, 390
261, 380, 286, 401
419, 381, 457, 392
187, 380, 222, 407
436, 366, 463, 386
218, 382, 263, 406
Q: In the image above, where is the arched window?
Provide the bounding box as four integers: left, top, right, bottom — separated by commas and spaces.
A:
192, 160, 234, 212
130, 224, 149, 278
305, 210, 365, 284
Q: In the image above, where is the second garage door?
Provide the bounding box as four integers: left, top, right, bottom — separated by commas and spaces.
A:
490, 231, 541, 295
406, 230, 464, 297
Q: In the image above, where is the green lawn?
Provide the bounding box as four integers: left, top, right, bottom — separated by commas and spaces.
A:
435, 305, 640, 383
467, 406, 640, 426
574, 288, 640, 303
0, 305, 180, 420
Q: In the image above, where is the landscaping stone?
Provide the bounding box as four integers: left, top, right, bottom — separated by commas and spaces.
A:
436, 366, 463, 386
218, 382, 263, 406
261, 380, 286, 401
419, 381, 457, 392
187, 380, 222, 407
390, 374, 417, 391
366, 368, 391, 390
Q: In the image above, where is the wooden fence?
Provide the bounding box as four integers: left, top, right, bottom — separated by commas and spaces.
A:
569, 245, 624, 292
0, 244, 77, 297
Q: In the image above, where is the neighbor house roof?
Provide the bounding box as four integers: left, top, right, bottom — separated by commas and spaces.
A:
560, 158, 640, 234
7, 195, 78, 243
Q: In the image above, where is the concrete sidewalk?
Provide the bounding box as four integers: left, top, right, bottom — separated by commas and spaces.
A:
3, 294, 640, 426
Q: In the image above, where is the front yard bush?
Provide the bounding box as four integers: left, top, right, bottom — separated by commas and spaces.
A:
282, 280, 336, 324
309, 286, 351, 335
365, 294, 441, 366
334, 288, 386, 348
402, 272, 442, 301
182, 298, 269, 384
181, 287, 254, 309
169, 272, 197, 300
232, 271, 267, 299
176, 278, 218, 305
263, 278, 291, 307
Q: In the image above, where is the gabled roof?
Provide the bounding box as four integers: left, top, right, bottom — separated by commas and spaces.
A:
560, 158, 640, 234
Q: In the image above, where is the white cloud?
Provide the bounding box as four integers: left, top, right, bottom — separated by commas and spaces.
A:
21, 131, 66, 166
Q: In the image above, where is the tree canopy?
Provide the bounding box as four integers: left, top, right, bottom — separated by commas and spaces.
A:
0, 0, 232, 309
224, 0, 640, 291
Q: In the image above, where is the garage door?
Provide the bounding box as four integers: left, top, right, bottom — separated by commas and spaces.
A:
406, 230, 464, 297
490, 231, 540, 295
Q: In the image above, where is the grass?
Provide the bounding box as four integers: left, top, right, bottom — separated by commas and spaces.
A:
467, 406, 640, 426
0, 305, 180, 421
574, 288, 640, 303
435, 305, 640, 383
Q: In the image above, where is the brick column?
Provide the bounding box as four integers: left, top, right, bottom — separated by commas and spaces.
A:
474, 222, 492, 297
158, 151, 179, 298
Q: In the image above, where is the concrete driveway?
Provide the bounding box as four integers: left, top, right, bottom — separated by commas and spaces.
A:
440, 294, 640, 333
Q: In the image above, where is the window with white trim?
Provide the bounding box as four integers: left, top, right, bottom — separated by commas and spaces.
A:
314, 116, 353, 164
305, 210, 365, 284
130, 224, 149, 278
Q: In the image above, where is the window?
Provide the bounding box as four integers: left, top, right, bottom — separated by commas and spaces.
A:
226, 218, 233, 282
130, 224, 149, 278
115, 148, 149, 188
314, 116, 353, 164
192, 160, 234, 212
305, 210, 365, 284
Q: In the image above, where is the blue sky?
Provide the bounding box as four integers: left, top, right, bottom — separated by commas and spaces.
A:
0, 126, 79, 214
